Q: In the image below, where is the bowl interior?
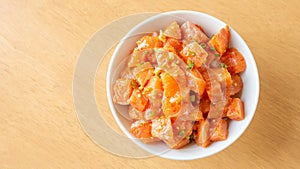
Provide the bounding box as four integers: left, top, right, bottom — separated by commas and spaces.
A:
107, 10, 259, 160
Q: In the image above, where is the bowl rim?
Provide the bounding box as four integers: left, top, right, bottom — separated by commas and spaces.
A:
106, 10, 260, 160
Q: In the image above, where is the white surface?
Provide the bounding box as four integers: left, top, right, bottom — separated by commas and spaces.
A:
106, 10, 260, 160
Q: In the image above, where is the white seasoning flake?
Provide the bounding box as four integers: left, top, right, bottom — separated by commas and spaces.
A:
169, 97, 177, 103
218, 73, 223, 81
137, 39, 149, 50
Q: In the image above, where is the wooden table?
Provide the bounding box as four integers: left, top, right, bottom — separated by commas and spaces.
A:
1, 0, 300, 168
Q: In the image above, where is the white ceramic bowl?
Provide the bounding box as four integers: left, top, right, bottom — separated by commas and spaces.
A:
107, 10, 259, 160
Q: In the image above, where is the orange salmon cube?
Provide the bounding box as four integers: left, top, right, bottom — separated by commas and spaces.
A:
209, 25, 230, 55
130, 89, 148, 112
226, 98, 245, 120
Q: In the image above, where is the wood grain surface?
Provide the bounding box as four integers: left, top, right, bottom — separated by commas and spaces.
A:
1, 0, 300, 168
